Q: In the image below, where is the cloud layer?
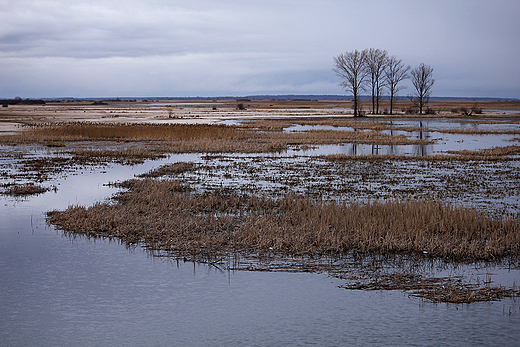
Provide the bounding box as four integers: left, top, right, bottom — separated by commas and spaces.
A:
1, 0, 519, 98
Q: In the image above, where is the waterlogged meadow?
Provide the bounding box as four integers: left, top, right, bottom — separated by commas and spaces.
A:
1, 115, 520, 305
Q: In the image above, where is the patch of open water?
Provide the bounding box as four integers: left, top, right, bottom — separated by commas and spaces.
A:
283, 120, 519, 156
1, 157, 520, 346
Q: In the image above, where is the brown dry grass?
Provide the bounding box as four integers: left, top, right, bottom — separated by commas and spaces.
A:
138, 162, 197, 178
3, 183, 48, 196
245, 118, 520, 135
3, 122, 244, 142
447, 145, 520, 158
0, 122, 430, 153
438, 128, 520, 135
342, 273, 520, 303
242, 118, 389, 131
46, 178, 520, 262
325, 145, 520, 161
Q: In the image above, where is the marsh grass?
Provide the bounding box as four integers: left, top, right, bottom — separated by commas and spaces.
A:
244, 118, 520, 135
389, 125, 520, 135
3, 183, 48, 196
342, 272, 520, 303
448, 145, 520, 157
243, 118, 390, 131
438, 128, 520, 135
138, 162, 197, 177
325, 145, 520, 161
7, 123, 245, 142
46, 178, 520, 262
0, 122, 431, 154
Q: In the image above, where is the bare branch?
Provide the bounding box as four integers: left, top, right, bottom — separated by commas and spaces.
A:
333, 50, 369, 117
366, 48, 389, 114
385, 56, 410, 115
410, 63, 435, 114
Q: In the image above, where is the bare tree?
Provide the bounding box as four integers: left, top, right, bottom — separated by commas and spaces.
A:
333, 49, 369, 117
410, 63, 435, 114
366, 48, 388, 114
385, 56, 410, 115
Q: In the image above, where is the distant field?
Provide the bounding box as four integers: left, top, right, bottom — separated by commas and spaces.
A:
0, 99, 519, 136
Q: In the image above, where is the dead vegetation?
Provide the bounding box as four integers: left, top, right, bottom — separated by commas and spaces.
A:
1, 123, 245, 142
2, 182, 48, 196
447, 145, 520, 158
243, 117, 520, 135
326, 145, 520, 161
138, 162, 197, 178
47, 179, 520, 262
341, 272, 520, 303
0, 122, 432, 154
45, 177, 520, 303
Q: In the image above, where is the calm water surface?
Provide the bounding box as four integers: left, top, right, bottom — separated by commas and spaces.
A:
1, 136, 520, 346
285, 119, 520, 156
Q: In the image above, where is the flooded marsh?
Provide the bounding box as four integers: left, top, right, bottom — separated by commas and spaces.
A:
2, 106, 520, 345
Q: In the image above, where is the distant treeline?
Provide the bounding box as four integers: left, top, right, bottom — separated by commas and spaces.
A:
1, 98, 46, 106
52, 95, 520, 102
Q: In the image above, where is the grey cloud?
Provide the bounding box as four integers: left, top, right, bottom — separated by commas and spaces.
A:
1, 0, 519, 98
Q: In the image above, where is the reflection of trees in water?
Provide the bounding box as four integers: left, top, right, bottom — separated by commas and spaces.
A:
413, 121, 430, 156
339, 121, 436, 156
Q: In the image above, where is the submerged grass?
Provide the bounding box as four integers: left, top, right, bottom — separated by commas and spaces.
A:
341, 272, 520, 304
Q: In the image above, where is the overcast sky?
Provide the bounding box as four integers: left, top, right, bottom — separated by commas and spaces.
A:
1, 0, 519, 98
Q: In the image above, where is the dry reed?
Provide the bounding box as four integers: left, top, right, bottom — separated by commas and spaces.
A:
138, 162, 197, 177
0, 122, 431, 154
5, 122, 245, 142
46, 178, 520, 262
342, 272, 520, 303
3, 183, 48, 196
325, 145, 520, 161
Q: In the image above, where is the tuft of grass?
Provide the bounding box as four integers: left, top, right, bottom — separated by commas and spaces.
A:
138, 162, 197, 178
4, 183, 48, 196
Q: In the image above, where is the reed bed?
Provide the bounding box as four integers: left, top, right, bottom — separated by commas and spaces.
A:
448, 145, 520, 158
438, 128, 520, 135
388, 125, 520, 135
46, 178, 520, 262
5, 122, 245, 142
244, 118, 520, 135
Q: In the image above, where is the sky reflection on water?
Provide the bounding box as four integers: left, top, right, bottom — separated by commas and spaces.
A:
283, 119, 519, 156
1, 118, 520, 346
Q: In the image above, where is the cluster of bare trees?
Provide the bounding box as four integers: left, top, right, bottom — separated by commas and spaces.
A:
333, 48, 434, 116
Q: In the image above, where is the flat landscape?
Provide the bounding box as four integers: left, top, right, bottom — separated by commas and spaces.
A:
1, 98, 520, 303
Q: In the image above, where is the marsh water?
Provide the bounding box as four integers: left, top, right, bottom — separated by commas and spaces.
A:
1, 118, 520, 346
